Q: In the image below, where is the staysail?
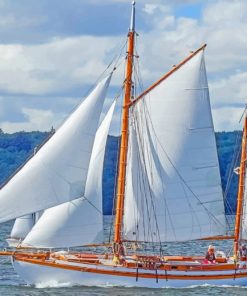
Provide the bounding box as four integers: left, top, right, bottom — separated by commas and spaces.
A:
124, 50, 227, 242
10, 211, 42, 241
0, 75, 112, 224
10, 214, 35, 240
22, 101, 116, 248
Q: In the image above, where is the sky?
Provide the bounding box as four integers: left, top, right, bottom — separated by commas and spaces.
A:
0, 0, 246, 134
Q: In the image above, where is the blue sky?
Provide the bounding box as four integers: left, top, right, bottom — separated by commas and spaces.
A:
175, 2, 203, 19
0, 0, 246, 133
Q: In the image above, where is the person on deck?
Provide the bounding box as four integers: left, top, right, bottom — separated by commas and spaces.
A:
240, 245, 247, 260
204, 245, 216, 264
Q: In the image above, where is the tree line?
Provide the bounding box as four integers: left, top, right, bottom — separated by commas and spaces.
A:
0, 130, 241, 215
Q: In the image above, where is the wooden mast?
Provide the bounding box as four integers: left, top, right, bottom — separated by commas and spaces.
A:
113, 1, 135, 247
234, 114, 247, 257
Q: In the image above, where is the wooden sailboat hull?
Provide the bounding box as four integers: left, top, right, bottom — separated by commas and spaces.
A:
12, 256, 247, 288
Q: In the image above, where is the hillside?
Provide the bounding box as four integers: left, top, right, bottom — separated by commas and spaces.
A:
0, 130, 241, 215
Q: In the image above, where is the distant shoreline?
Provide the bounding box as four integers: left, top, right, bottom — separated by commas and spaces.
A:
0, 130, 242, 215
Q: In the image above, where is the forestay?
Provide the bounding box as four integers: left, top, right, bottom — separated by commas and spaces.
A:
22, 101, 116, 248
124, 50, 227, 242
0, 75, 111, 223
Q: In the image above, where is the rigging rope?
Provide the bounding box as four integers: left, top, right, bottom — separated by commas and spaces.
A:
223, 131, 242, 228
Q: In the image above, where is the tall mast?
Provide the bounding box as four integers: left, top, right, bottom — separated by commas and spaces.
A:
114, 1, 135, 245
234, 114, 247, 257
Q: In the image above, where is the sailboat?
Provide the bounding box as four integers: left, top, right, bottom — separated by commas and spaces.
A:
1, 1, 247, 288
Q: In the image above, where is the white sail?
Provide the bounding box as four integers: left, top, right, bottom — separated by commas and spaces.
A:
124, 50, 227, 242
241, 167, 247, 240
242, 203, 247, 240
0, 75, 112, 224
10, 214, 34, 240
34, 211, 43, 223
10, 210, 43, 240
22, 101, 116, 248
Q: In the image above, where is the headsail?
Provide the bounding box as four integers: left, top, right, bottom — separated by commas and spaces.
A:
124, 49, 227, 242
22, 101, 116, 248
0, 75, 112, 224
10, 214, 35, 241
7, 212, 42, 247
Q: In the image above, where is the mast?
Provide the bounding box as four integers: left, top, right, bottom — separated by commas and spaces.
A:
234, 114, 247, 257
114, 1, 135, 245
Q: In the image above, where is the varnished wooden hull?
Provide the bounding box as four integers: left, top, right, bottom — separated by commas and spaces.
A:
11, 253, 247, 288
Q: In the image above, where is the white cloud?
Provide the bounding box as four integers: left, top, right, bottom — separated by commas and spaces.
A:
212, 106, 244, 131
143, 4, 157, 15
0, 107, 63, 133
1, 0, 247, 132
0, 97, 121, 135
143, 4, 171, 15
203, 0, 246, 25
0, 14, 46, 29
0, 35, 123, 95
210, 72, 247, 107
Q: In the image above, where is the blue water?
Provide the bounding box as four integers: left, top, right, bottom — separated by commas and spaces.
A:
0, 216, 246, 296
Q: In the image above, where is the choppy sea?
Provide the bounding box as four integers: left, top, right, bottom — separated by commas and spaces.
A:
0, 216, 246, 296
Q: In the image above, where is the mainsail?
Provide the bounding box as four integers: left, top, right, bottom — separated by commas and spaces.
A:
0, 75, 112, 223
124, 50, 227, 242
22, 101, 116, 248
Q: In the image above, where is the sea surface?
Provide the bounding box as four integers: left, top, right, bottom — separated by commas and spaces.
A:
0, 216, 246, 296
